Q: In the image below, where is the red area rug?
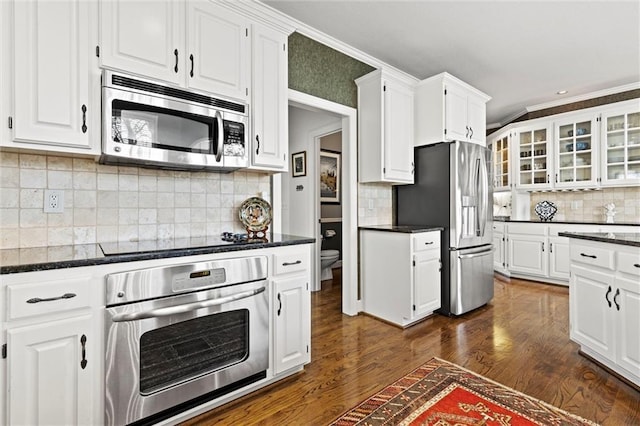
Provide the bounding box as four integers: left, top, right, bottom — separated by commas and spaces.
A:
329, 357, 598, 425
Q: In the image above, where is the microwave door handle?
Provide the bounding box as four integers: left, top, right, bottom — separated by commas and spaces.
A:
110, 286, 266, 322
215, 110, 224, 163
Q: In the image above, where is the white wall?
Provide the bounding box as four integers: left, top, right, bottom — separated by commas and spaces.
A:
282, 106, 341, 237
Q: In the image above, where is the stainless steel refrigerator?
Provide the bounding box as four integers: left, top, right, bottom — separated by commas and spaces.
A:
395, 141, 494, 316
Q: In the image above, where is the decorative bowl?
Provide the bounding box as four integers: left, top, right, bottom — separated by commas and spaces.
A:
576, 141, 589, 151
534, 200, 557, 222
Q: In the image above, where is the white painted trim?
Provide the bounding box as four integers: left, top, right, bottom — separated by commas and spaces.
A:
287, 89, 360, 316
526, 82, 640, 113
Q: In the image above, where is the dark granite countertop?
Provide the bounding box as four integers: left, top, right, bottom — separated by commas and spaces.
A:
493, 218, 640, 226
359, 225, 444, 233
558, 232, 640, 247
0, 234, 315, 275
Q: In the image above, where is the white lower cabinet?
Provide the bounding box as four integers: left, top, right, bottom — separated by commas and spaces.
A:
548, 235, 571, 280
507, 232, 547, 277
7, 315, 94, 426
569, 239, 640, 387
360, 229, 441, 327
272, 246, 311, 375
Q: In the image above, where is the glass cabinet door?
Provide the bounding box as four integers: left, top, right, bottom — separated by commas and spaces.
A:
602, 109, 640, 185
555, 115, 597, 188
491, 132, 510, 191
516, 125, 550, 188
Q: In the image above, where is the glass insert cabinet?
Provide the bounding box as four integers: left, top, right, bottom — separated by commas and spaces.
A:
516, 124, 551, 189
490, 131, 510, 191
601, 109, 640, 185
554, 114, 597, 188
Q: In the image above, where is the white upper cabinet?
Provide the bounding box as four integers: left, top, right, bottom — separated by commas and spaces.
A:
5, 0, 99, 153
100, 0, 250, 102
514, 123, 553, 190
99, 0, 184, 85
356, 69, 415, 184
249, 22, 288, 171
186, 2, 249, 101
600, 103, 640, 187
553, 112, 598, 189
415, 72, 490, 147
488, 130, 511, 191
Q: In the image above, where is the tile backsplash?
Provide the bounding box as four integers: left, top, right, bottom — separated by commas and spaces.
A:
0, 152, 271, 249
529, 187, 640, 223
358, 182, 393, 226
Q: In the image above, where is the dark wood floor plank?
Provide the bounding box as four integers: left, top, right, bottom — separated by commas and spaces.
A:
182, 271, 640, 425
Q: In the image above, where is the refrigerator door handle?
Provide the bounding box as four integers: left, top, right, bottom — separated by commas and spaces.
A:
475, 157, 488, 237
458, 247, 493, 259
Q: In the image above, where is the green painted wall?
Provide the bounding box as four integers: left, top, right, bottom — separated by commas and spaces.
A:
288, 32, 375, 108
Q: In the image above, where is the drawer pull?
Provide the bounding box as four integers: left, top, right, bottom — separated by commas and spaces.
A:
424, 241, 434, 245
634, 264, 640, 268
282, 260, 302, 266
580, 253, 597, 259
613, 289, 620, 311
605, 286, 612, 308
26, 293, 76, 304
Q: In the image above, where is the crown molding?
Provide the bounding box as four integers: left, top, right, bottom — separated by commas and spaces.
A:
526, 82, 640, 113
249, 0, 420, 86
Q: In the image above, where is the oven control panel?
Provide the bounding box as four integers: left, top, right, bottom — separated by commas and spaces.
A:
173, 268, 227, 292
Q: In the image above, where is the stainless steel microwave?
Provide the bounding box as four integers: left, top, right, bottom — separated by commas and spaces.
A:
101, 71, 248, 171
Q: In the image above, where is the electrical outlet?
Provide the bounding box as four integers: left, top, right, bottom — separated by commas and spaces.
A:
44, 189, 64, 213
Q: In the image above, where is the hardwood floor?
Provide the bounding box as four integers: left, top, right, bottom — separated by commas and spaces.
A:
183, 269, 640, 425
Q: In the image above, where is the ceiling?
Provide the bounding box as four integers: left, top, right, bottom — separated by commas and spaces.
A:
262, 0, 640, 126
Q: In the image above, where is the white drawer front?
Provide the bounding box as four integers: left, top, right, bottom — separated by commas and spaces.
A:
274, 251, 308, 275
413, 231, 440, 252
7, 277, 91, 320
617, 250, 640, 277
570, 244, 615, 270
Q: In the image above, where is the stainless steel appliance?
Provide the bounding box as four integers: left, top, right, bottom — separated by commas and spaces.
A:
395, 141, 494, 315
101, 70, 248, 171
105, 256, 269, 425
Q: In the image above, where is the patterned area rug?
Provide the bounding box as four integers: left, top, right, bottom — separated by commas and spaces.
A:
329, 357, 598, 426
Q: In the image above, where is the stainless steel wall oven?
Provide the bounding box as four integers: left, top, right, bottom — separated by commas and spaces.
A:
105, 256, 269, 425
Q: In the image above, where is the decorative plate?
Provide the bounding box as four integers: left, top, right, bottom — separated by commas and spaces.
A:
239, 197, 272, 232
534, 200, 557, 222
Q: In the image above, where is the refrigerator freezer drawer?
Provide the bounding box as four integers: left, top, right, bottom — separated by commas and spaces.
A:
450, 245, 494, 315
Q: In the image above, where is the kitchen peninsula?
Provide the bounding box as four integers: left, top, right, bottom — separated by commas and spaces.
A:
560, 231, 640, 389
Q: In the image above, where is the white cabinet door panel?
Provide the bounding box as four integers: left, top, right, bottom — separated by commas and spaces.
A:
187, 2, 249, 101
467, 95, 486, 145
548, 236, 571, 281
508, 235, 547, 276
445, 84, 468, 141
100, 0, 183, 84
615, 274, 640, 376
273, 276, 310, 374
8, 315, 93, 426
413, 251, 441, 317
14, 0, 91, 149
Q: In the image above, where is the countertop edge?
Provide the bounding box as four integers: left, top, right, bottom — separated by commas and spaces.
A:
0, 238, 316, 275
558, 232, 640, 247
359, 225, 445, 233
494, 219, 640, 226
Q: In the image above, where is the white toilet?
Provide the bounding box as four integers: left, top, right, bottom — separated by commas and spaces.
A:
320, 249, 340, 281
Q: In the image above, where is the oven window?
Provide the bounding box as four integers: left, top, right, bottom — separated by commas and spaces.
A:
139, 309, 249, 395
111, 100, 216, 154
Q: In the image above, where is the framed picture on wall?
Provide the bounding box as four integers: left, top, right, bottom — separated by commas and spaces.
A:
320, 150, 340, 203
292, 151, 306, 177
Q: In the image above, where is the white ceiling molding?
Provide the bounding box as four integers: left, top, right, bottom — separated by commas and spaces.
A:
526, 82, 640, 113
252, 0, 419, 87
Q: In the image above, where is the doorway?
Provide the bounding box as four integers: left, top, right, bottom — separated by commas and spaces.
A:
272, 89, 359, 316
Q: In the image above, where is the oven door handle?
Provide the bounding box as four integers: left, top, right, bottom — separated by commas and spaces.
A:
111, 286, 266, 322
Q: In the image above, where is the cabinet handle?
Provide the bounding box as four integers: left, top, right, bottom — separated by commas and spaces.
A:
81, 105, 87, 133
549, 243, 553, 253
189, 54, 194, 77
555, 173, 558, 183
469, 127, 474, 139
580, 253, 597, 259
613, 288, 620, 311
634, 263, 640, 268
605, 286, 612, 308
541, 242, 545, 252
547, 174, 550, 183
80, 334, 87, 370
411, 162, 415, 175
424, 241, 434, 245
255, 135, 260, 155
282, 260, 302, 266
277, 293, 282, 316
26, 292, 76, 304
174, 49, 179, 73
465, 126, 469, 139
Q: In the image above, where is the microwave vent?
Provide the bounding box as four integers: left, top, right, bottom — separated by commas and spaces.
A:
111, 74, 246, 114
